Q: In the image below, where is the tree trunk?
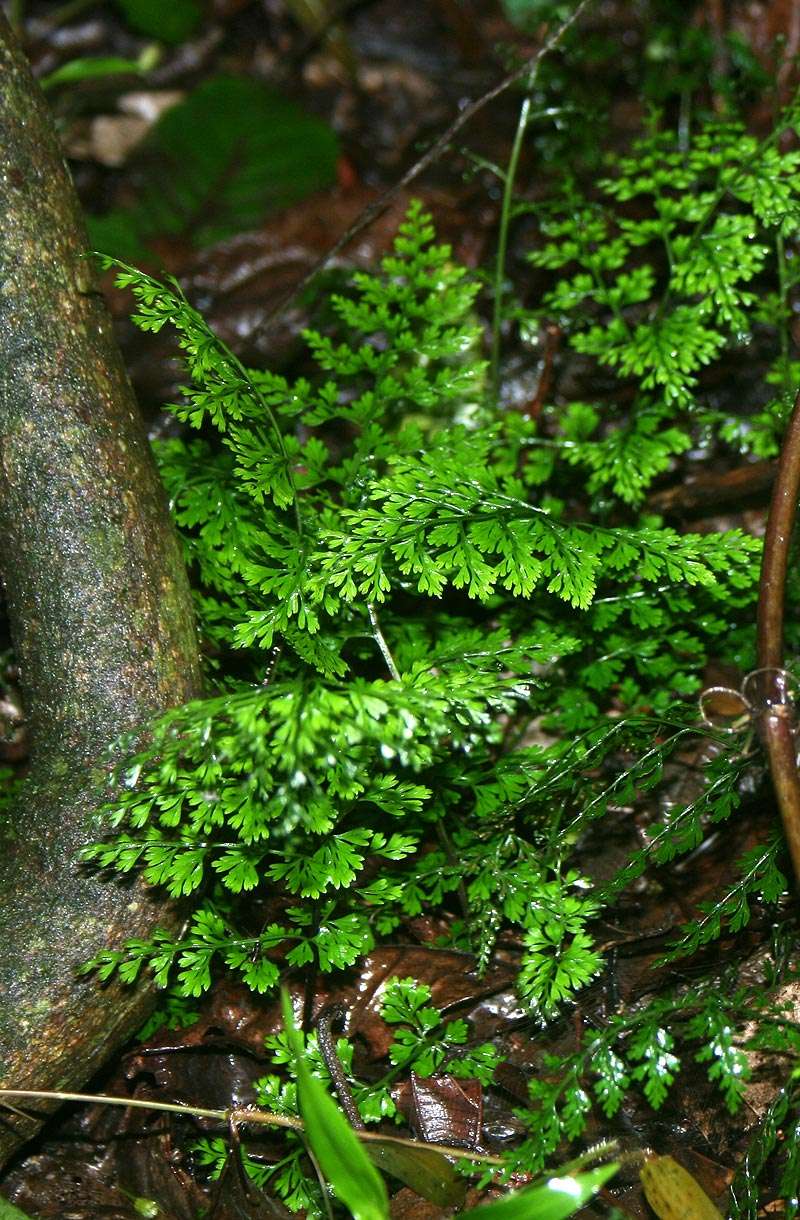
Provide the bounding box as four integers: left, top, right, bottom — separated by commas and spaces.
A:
0, 16, 202, 1167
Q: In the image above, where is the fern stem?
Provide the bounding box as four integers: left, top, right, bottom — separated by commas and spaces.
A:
367, 602, 401, 680
491, 90, 532, 395
756, 388, 800, 885
183, 291, 306, 541
435, 819, 470, 918
655, 114, 791, 324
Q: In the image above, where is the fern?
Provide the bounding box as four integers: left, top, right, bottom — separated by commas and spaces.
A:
522, 103, 800, 495
83, 196, 769, 1019
517, 978, 800, 1176
79, 159, 800, 1205
193, 977, 500, 1216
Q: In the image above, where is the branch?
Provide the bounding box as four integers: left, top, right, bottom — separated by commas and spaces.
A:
755, 388, 800, 885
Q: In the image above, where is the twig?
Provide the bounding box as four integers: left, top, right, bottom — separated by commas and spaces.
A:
255, 0, 595, 339
523, 322, 561, 421
0, 1088, 505, 1164
288, 0, 378, 68
647, 459, 775, 517
756, 388, 800, 885
0, 1088, 299, 1129
212, 1114, 258, 1215
315, 1004, 364, 1129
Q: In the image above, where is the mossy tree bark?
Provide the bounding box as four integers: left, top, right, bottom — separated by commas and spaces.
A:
0, 17, 202, 1166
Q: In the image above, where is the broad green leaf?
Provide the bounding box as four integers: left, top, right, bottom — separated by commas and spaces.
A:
469, 1163, 619, 1219
115, 0, 202, 44
281, 991, 389, 1220
89, 76, 339, 253
364, 1136, 466, 1208
87, 211, 150, 263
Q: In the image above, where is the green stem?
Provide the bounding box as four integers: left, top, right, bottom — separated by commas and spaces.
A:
584, 250, 633, 337
367, 603, 400, 681
491, 91, 532, 395
0, 1088, 505, 1165
174, 280, 306, 541
221, 362, 304, 540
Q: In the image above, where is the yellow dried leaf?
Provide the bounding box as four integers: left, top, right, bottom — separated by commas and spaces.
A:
640, 1155, 723, 1220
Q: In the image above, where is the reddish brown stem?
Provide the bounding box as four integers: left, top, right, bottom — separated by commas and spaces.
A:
647, 459, 775, 517
756, 389, 800, 884
524, 322, 561, 422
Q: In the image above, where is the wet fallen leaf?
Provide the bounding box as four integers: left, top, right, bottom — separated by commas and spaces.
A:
410, 1073, 482, 1148
344, 946, 514, 1058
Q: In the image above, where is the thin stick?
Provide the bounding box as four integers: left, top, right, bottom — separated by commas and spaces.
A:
315, 1005, 364, 1130
288, 0, 378, 67
0, 1088, 505, 1165
0, 1089, 297, 1128
255, 0, 595, 338
435, 820, 470, 919
756, 388, 800, 884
